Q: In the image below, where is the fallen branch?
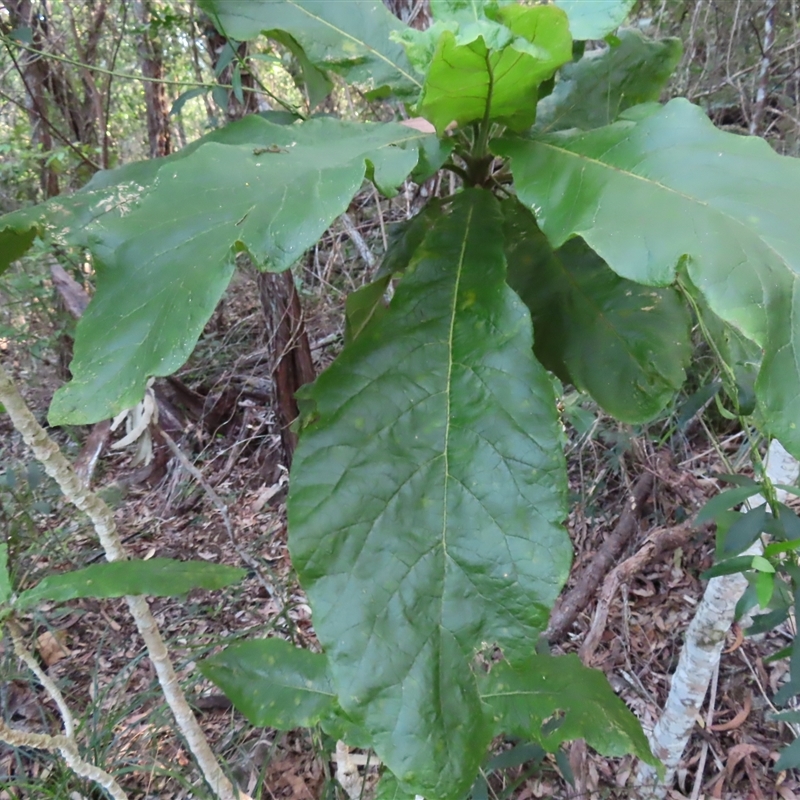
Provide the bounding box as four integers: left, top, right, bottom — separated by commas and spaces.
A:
579, 522, 698, 664
547, 464, 657, 642
0, 362, 250, 800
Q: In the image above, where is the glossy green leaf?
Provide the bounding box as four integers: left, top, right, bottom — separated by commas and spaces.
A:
701, 555, 758, 580
404, 4, 572, 133
288, 189, 571, 799
199, 638, 337, 728
0, 117, 428, 425
377, 204, 444, 279
169, 87, 208, 117
502, 200, 690, 422
16, 559, 245, 609
374, 771, 418, 800
555, 0, 635, 40
722, 505, 769, 556
344, 276, 391, 345
0, 544, 11, 605
479, 654, 655, 764
536, 29, 681, 133
495, 99, 800, 456
695, 485, 763, 524
200, 0, 420, 98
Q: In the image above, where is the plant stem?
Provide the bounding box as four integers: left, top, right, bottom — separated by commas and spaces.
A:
0, 363, 250, 800
0, 718, 130, 800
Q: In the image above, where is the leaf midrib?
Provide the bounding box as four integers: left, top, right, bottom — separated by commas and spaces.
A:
531, 136, 789, 275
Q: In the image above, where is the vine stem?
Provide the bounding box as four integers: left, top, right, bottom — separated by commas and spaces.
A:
0, 363, 250, 800
0, 718, 130, 800
3, 618, 129, 799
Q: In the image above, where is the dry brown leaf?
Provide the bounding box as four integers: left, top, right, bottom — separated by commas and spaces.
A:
251, 482, 283, 512
36, 629, 70, 665
399, 117, 436, 134
710, 692, 752, 732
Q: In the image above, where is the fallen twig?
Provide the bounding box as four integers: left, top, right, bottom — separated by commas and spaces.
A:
547, 460, 661, 643
579, 522, 698, 664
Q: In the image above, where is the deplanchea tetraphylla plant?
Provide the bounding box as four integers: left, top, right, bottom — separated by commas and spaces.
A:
2, 0, 800, 797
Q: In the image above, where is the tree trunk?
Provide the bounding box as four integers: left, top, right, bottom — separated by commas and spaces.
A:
258, 271, 316, 466
382, 0, 431, 28
134, 0, 171, 158
203, 23, 261, 120
203, 16, 315, 464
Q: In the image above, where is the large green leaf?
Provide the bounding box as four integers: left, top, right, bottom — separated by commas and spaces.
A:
494, 99, 800, 455
479, 654, 656, 763
502, 200, 691, 422
288, 189, 571, 799
199, 0, 420, 98
0, 117, 428, 425
199, 638, 337, 728
269, 30, 333, 109
536, 29, 682, 133
15, 558, 245, 609
405, 5, 572, 133
555, 0, 636, 40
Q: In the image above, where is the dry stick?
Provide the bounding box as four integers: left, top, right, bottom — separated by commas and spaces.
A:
340, 212, 377, 271
546, 467, 656, 643
4, 620, 129, 800
578, 522, 698, 664
0, 719, 129, 800
8, 619, 75, 739
0, 363, 249, 800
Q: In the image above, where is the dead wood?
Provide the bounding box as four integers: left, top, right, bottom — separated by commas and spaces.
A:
547, 459, 663, 643
579, 522, 701, 665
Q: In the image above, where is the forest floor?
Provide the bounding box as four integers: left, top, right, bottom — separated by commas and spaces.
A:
2, 183, 800, 800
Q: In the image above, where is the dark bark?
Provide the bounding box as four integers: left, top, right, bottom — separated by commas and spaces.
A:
203, 18, 315, 464
382, 0, 430, 29
258, 271, 316, 465
134, 0, 171, 157
204, 23, 261, 120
